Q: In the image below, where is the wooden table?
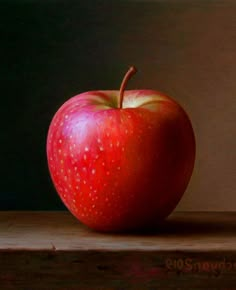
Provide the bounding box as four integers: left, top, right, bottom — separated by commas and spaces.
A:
1, 211, 236, 289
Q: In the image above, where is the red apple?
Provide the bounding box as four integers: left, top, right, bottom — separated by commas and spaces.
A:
46, 67, 195, 232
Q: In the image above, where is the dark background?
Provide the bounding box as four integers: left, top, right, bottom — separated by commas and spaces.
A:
1, 0, 236, 210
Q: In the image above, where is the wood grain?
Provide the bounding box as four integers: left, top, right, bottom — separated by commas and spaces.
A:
1, 211, 236, 289
1, 211, 236, 251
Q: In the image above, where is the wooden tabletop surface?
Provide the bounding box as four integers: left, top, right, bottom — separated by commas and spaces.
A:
1, 211, 236, 252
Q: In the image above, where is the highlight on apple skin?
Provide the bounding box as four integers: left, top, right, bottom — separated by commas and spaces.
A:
46, 67, 196, 232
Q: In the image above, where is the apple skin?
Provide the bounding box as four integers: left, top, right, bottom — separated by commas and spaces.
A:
47, 89, 195, 232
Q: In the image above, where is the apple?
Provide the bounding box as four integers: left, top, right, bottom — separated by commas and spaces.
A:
46, 67, 195, 232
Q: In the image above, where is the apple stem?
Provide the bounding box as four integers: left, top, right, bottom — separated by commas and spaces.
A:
119, 66, 137, 109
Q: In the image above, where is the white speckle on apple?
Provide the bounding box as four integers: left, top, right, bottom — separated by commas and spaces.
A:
117, 166, 121, 170
83, 154, 87, 160
60, 169, 64, 173
106, 132, 110, 137
91, 169, 96, 175
59, 139, 62, 144
97, 138, 101, 143
75, 185, 79, 190
106, 171, 110, 176
58, 149, 62, 154
83, 180, 87, 184
69, 135, 73, 139
64, 176, 68, 181
121, 147, 125, 151
60, 160, 64, 164
110, 143, 113, 148
72, 199, 76, 203
74, 166, 77, 171
71, 154, 74, 158
69, 184, 72, 188
65, 115, 68, 119
95, 154, 99, 159
60, 122, 63, 126
93, 189, 97, 193
85, 146, 89, 152
82, 167, 87, 172
102, 162, 105, 166
105, 197, 109, 202
99, 146, 104, 151
92, 204, 95, 208
116, 141, 120, 147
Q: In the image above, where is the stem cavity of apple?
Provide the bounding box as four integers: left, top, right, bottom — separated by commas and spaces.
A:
119, 66, 137, 109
